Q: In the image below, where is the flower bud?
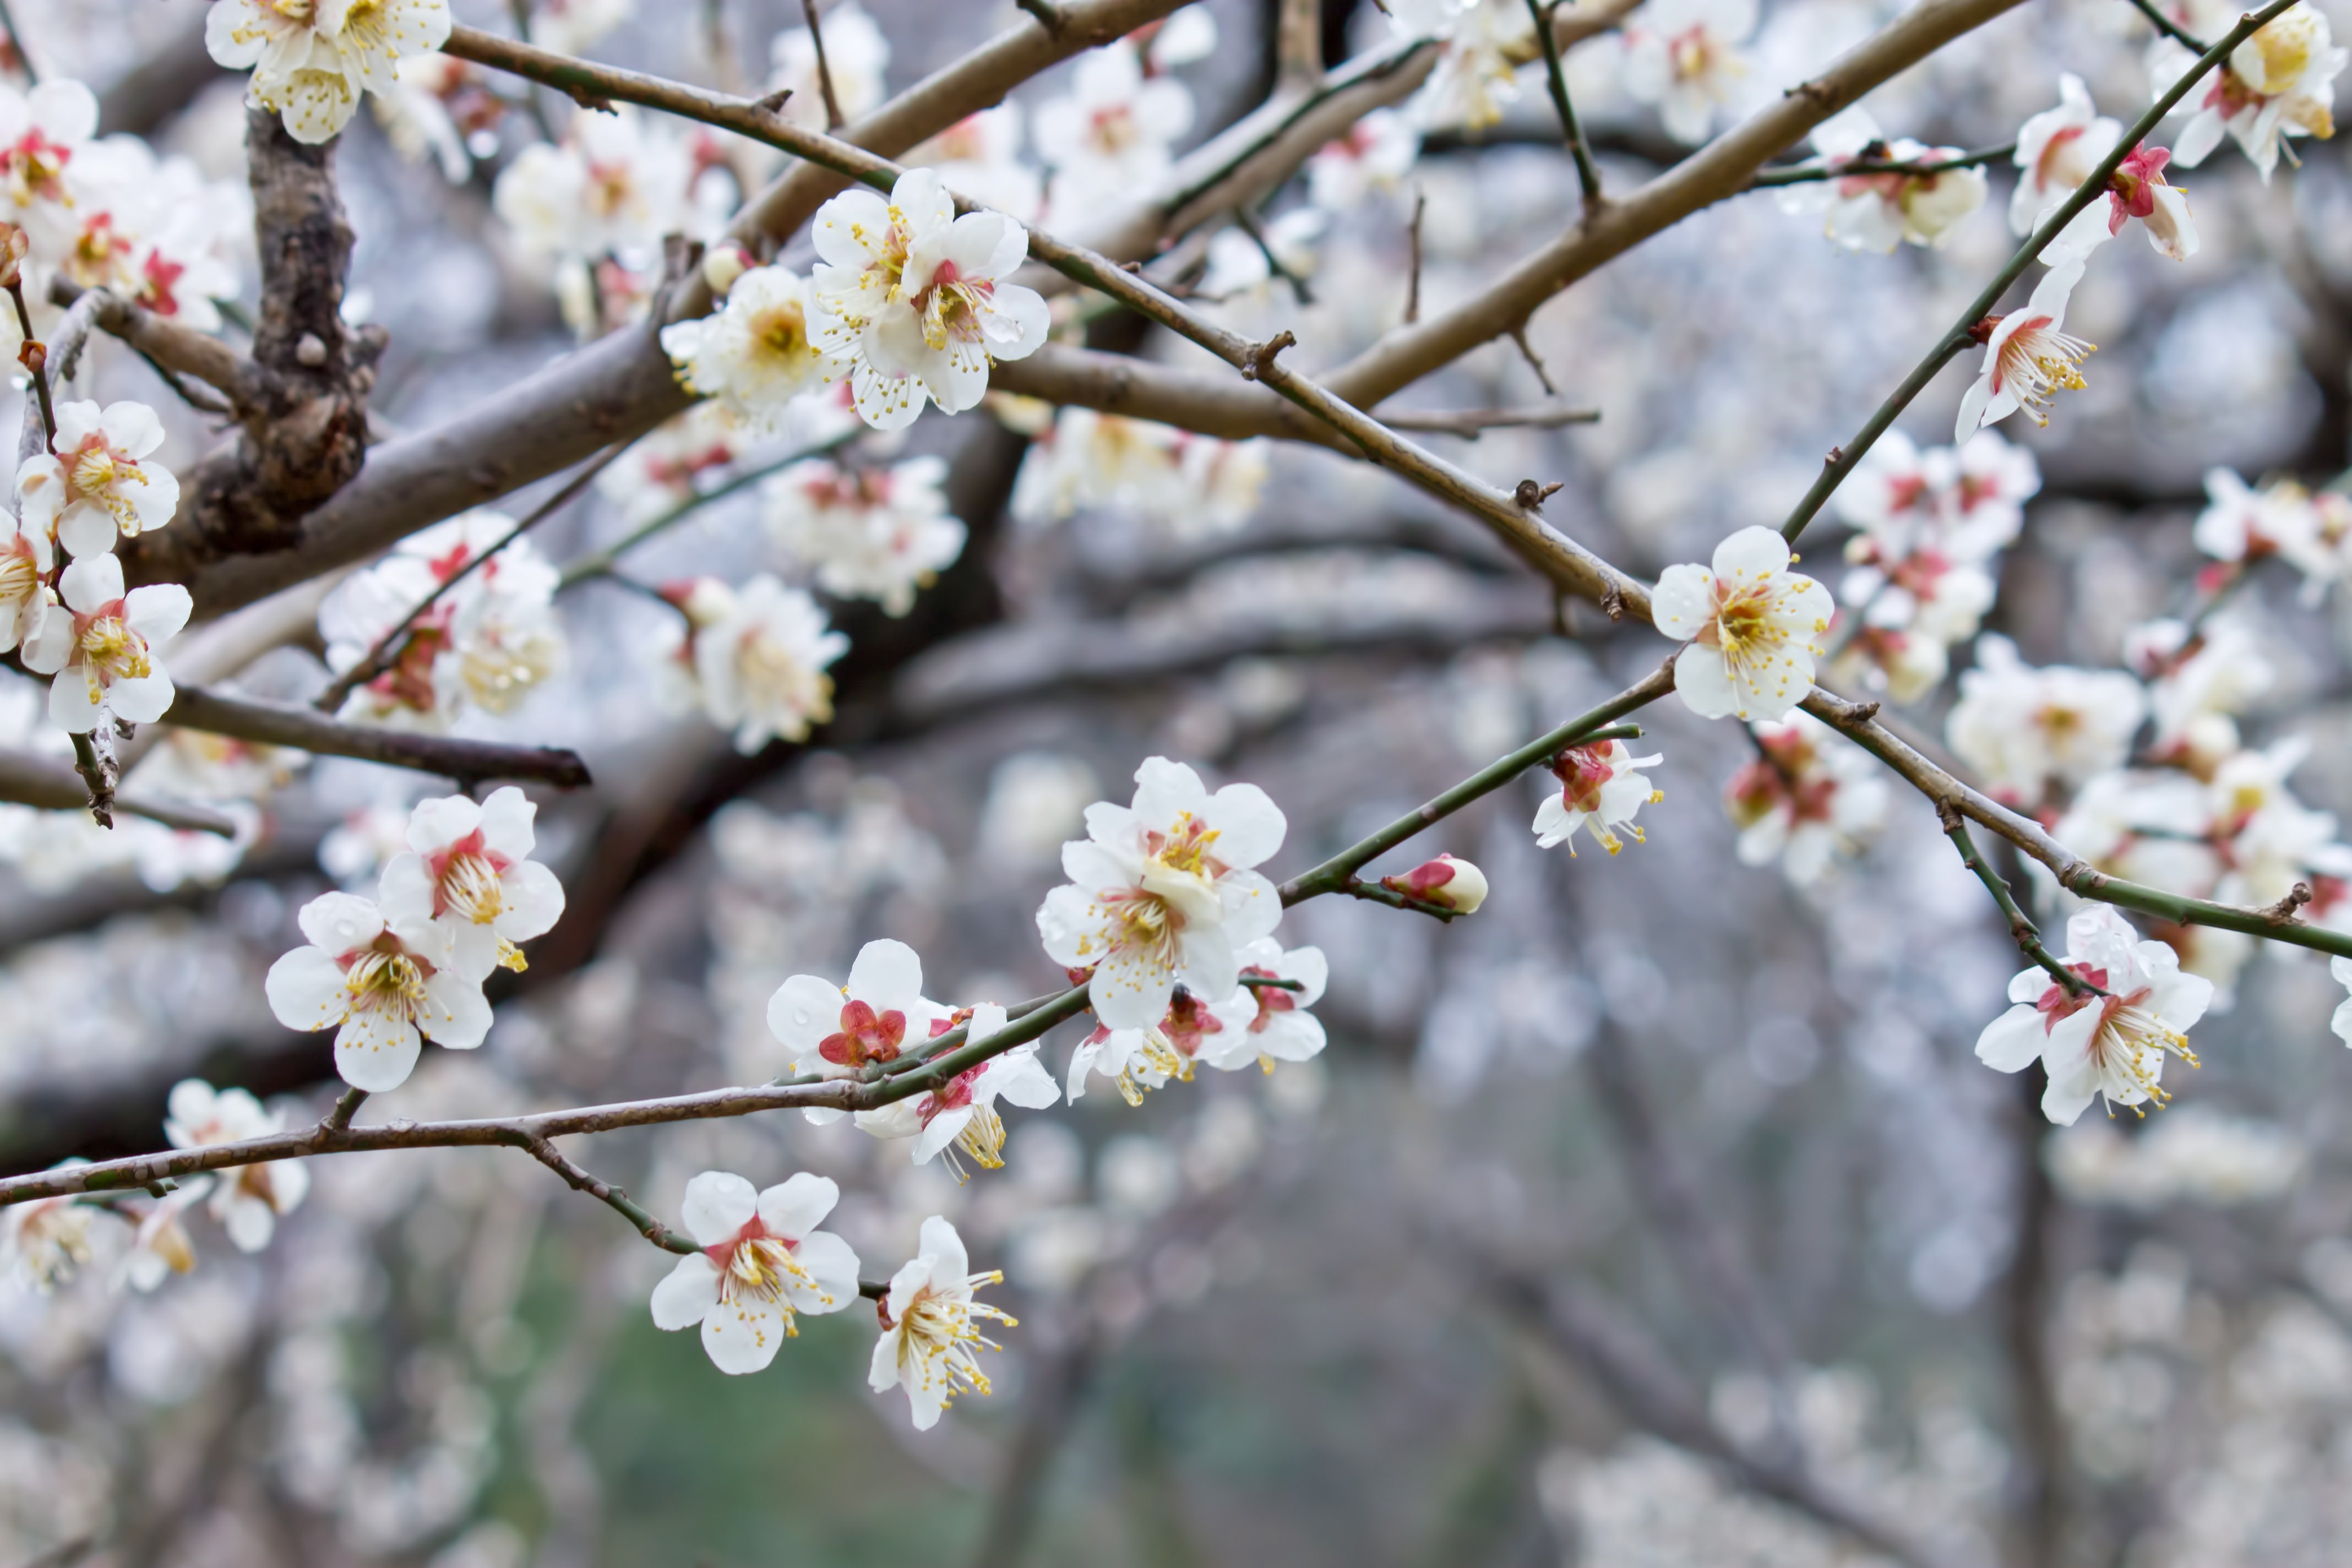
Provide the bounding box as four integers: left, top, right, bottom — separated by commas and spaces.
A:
660, 575, 736, 628
700, 244, 751, 297
1383, 853, 1487, 914
0, 224, 25, 289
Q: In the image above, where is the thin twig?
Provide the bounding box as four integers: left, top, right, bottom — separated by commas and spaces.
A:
1524, 0, 1604, 206
799, 0, 847, 130
2121, 0, 2207, 51
1748, 139, 2016, 187
1776, 0, 2297, 547
1378, 402, 1600, 437
1404, 185, 1425, 324
0, 0, 35, 84
314, 440, 638, 714
556, 425, 862, 588
516, 1133, 700, 1254
1940, 806, 2101, 997
67, 732, 114, 829
1230, 206, 1315, 304
7, 279, 55, 449
1015, 0, 1065, 32
1508, 326, 1559, 396
165, 685, 594, 790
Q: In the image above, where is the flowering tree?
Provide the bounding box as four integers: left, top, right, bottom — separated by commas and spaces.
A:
2, 0, 2352, 1559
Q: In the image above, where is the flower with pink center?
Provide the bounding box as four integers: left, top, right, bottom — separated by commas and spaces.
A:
1, 1170, 104, 1292
19, 553, 192, 734
1202, 937, 1329, 1074
1774, 108, 1986, 254
18, 400, 182, 560
1033, 45, 1194, 211
763, 454, 967, 617
2155, 3, 2344, 183
0, 503, 51, 656
767, 938, 952, 1088
1723, 712, 1887, 883
910, 106, 1043, 222
1533, 739, 1665, 856
2010, 73, 2121, 235
1653, 525, 1833, 723
1622, 0, 1756, 145
808, 167, 1050, 431
161, 1080, 310, 1253
854, 1004, 1060, 1175
1037, 756, 1286, 1031
1976, 906, 2215, 1124
264, 890, 489, 1092
650, 1171, 863, 1375
2053, 141, 2196, 262
1946, 635, 2146, 809
378, 787, 566, 982
658, 264, 838, 435
0, 80, 94, 250
870, 1215, 1016, 1430
1955, 259, 2096, 442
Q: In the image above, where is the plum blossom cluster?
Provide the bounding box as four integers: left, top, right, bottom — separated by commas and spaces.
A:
657, 574, 848, 753
1774, 107, 1989, 254
1723, 712, 1888, 884
266, 787, 565, 1092
0, 79, 246, 342
1830, 429, 2039, 703
318, 510, 568, 730
1012, 407, 1270, 540
0, 1079, 311, 1297
207, 0, 454, 145
761, 455, 967, 617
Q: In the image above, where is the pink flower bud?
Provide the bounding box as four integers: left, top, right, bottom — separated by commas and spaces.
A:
1382, 853, 1488, 914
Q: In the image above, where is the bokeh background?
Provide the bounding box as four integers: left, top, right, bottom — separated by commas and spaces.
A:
6, 0, 2352, 1564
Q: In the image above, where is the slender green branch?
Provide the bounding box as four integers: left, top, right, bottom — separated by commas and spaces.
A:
315, 439, 638, 714
514, 1131, 701, 1254
1940, 807, 2101, 997
1280, 679, 1666, 903
7, 279, 55, 449
1525, 0, 1604, 206
556, 426, 862, 589
1749, 140, 2015, 187
1776, 0, 2299, 547
323, 1088, 367, 1133
2121, 0, 2208, 52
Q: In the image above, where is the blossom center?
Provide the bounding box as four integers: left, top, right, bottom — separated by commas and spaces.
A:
1990, 315, 2094, 423
345, 945, 429, 1018
78, 612, 151, 682
820, 998, 906, 1068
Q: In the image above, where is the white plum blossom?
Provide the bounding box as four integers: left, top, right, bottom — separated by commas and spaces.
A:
2097, 144, 2198, 262
207, 0, 453, 144
1205, 938, 1329, 1073
0, 81, 96, 252
808, 167, 1050, 430
869, 1216, 1015, 1430
1724, 713, 1889, 883
761, 455, 967, 615
17, 400, 181, 559
597, 402, 749, 524
1401, 0, 1534, 133
767, 938, 951, 1085
769, 1, 891, 133
492, 105, 696, 334
1034, 44, 1195, 213
854, 1005, 1061, 1175
527, 0, 632, 56
2011, 73, 2121, 234
264, 890, 490, 1093
659, 265, 838, 434
119, 1182, 204, 1292
1623, 0, 1756, 145
910, 106, 1042, 222
1011, 408, 1268, 538
2132, 617, 2273, 769
1653, 525, 1832, 723
1307, 109, 1421, 211
379, 788, 566, 981
19, 553, 192, 734
161, 1081, 309, 1253
1037, 757, 1286, 1030
1533, 738, 1665, 855
2156, 2, 2343, 182
1975, 906, 2215, 1124
1946, 636, 2147, 809
0, 505, 50, 655
1774, 108, 1987, 253
1, 1177, 102, 1292
1063, 986, 1255, 1103
650, 1171, 862, 1374
1957, 259, 2096, 440
670, 574, 847, 752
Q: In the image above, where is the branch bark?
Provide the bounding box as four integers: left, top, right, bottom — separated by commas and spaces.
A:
161, 685, 592, 790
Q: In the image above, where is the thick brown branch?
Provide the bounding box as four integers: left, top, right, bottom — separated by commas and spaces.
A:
161, 685, 592, 790
0, 748, 236, 836
47, 277, 273, 410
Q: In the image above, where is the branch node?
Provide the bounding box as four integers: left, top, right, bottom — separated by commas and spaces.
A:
2258, 882, 2314, 923
1242, 329, 1295, 382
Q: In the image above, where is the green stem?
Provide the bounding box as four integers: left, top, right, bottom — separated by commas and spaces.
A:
1749, 140, 2015, 187
1776, 0, 2297, 547
556, 426, 861, 588
1941, 810, 2100, 997
2121, 0, 2208, 52
1524, 0, 1604, 206
1279, 677, 1667, 903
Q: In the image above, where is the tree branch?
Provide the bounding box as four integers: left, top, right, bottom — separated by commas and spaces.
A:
0, 748, 237, 835
161, 685, 593, 790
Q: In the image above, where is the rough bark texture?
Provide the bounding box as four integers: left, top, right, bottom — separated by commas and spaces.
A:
118, 110, 384, 580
